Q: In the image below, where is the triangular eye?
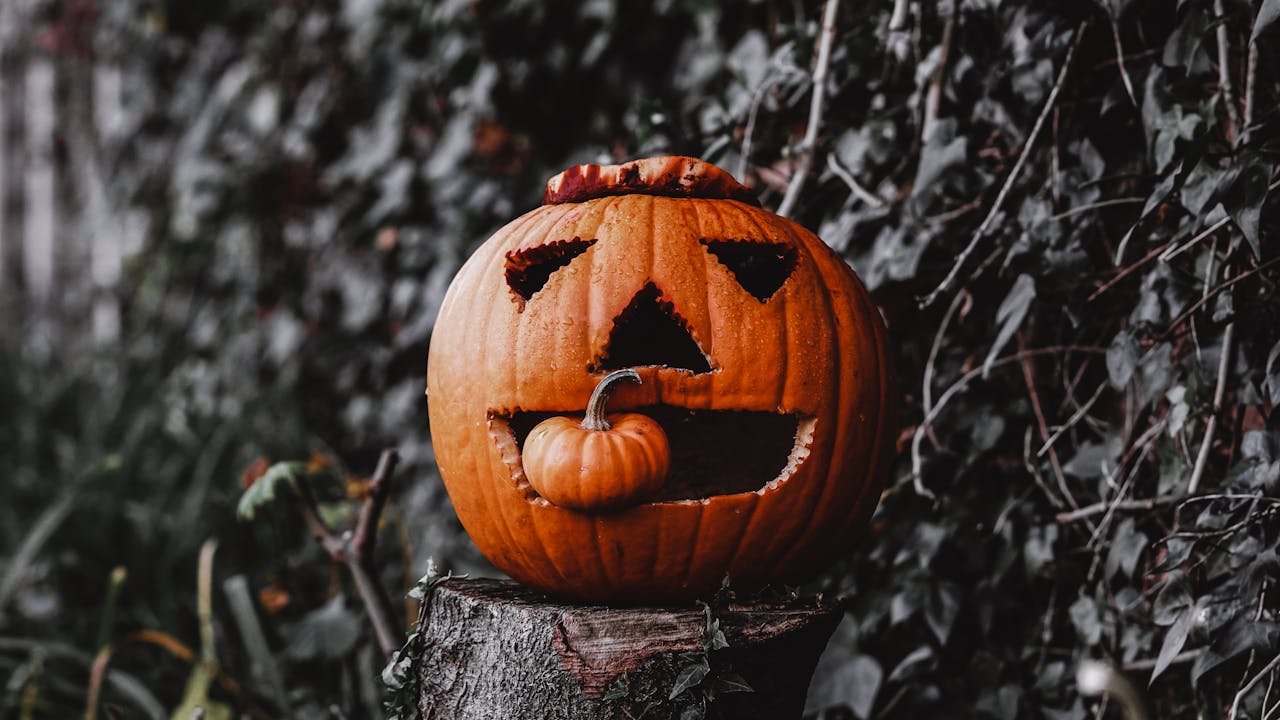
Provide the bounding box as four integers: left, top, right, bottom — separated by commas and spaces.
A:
700, 239, 798, 302
505, 238, 597, 306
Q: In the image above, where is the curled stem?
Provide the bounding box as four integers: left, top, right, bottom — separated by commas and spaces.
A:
583, 369, 642, 432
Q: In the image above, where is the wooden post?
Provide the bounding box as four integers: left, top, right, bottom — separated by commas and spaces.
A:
416, 579, 841, 719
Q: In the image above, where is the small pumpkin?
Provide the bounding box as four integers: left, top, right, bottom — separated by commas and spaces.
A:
523, 369, 670, 512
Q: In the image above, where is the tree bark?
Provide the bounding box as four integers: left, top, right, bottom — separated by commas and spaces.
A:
416, 578, 841, 720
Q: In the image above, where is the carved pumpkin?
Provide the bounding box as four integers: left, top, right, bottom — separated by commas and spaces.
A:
427, 156, 896, 604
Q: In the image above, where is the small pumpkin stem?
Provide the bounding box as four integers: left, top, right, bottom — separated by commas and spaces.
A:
582, 369, 641, 432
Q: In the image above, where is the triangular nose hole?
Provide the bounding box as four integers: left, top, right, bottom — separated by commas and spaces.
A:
592, 283, 712, 375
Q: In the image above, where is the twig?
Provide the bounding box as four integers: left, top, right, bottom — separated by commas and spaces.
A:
1056, 495, 1178, 523
1158, 215, 1231, 262
1124, 650, 1201, 672
1160, 256, 1280, 339
908, 345, 1106, 500
1086, 419, 1166, 551
1187, 321, 1233, 496
888, 0, 909, 32
354, 449, 399, 567
738, 59, 789, 180
1024, 427, 1068, 510
1109, 18, 1138, 107
1038, 381, 1107, 457
1230, 654, 1280, 718
922, 8, 956, 142
1049, 196, 1144, 222
777, 0, 840, 218
826, 154, 885, 209
292, 449, 402, 658
920, 21, 1087, 307
1019, 334, 1080, 511
1243, 26, 1258, 145
923, 289, 968, 415
1213, 0, 1241, 143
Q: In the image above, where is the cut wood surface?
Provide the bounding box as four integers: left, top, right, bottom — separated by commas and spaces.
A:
416, 578, 842, 719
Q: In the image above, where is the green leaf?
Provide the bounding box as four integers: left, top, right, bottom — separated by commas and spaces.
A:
1191, 615, 1273, 684
1069, 595, 1102, 646
1212, 157, 1271, 259
925, 582, 961, 645
713, 672, 754, 694
1153, 575, 1192, 625
1252, 0, 1280, 42
602, 673, 630, 701
1105, 518, 1148, 580
236, 461, 306, 520
669, 658, 710, 699
1151, 605, 1194, 683
982, 274, 1035, 378
844, 655, 883, 719
1107, 332, 1140, 389
286, 597, 361, 661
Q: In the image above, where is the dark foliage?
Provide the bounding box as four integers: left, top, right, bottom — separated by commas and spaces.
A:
2, 0, 1279, 717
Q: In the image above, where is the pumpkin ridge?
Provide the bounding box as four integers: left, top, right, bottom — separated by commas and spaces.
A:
442, 206, 548, 580
486, 207, 566, 580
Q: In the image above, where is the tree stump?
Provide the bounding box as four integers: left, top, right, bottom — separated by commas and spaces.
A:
416, 578, 841, 719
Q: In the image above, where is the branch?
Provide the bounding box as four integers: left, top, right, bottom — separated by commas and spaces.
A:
922, 10, 956, 142
907, 345, 1105, 501
826, 154, 885, 209
777, 0, 840, 218
920, 21, 1087, 308
1213, 0, 1241, 143
1056, 495, 1178, 523
354, 449, 400, 567
1019, 334, 1080, 511
1187, 321, 1233, 496
1231, 650, 1280, 719
1108, 18, 1137, 107
1160, 256, 1280, 341
1243, 4, 1259, 144
292, 449, 402, 658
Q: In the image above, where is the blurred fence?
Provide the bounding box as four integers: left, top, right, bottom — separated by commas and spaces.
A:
0, 0, 137, 345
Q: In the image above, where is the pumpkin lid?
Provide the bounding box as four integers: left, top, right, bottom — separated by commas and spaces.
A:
542, 156, 760, 207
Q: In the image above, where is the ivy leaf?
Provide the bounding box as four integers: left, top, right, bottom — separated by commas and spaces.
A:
1151, 605, 1194, 683
982, 274, 1035, 378
925, 582, 961, 645
1212, 157, 1271, 259
679, 704, 706, 720
1252, 0, 1280, 42
713, 672, 754, 694
887, 645, 935, 683
1105, 518, 1148, 580
1191, 615, 1277, 684
1266, 339, 1280, 402
669, 657, 710, 699
1069, 595, 1102, 646
286, 597, 361, 661
1107, 332, 1140, 389
602, 674, 630, 701
1153, 575, 1192, 625
236, 461, 306, 520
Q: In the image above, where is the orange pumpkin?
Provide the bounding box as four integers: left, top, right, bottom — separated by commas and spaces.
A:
523, 369, 670, 512
427, 156, 896, 604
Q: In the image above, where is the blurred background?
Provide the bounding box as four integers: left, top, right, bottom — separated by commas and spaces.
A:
1, 0, 1278, 718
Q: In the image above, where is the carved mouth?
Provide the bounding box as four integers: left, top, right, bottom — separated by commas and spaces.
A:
489, 407, 816, 504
